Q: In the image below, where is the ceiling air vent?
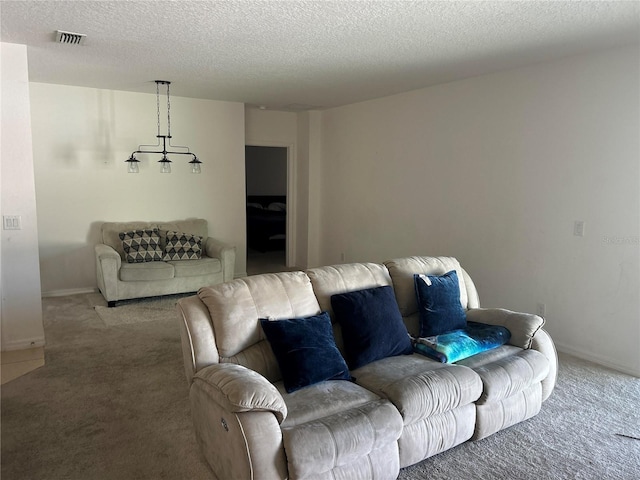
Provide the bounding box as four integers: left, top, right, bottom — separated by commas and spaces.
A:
55, 30, 86, 45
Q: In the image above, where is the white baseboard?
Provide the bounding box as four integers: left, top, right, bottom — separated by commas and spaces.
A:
555, 341, 640, 378
42, 287, 98, 298
1, 336, 46, 351
1, 346, 45, 384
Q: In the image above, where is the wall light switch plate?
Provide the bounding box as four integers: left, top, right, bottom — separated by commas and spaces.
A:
3, 215, 22, 230
573, 220, 585, 237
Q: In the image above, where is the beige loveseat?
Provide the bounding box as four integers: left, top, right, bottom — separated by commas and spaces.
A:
95, 218, 235, 307
177, 256, 557, 479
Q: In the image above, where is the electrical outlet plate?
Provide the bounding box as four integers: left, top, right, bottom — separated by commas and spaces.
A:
574, 220, 585, 237
3, 215, 21, 230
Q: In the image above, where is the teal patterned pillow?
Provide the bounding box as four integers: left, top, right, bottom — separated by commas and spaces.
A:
119, 229, 163, 263
163, 231, 203, 261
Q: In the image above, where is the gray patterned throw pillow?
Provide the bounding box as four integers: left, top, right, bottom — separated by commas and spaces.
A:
163, 231, 203, 261
119, 229, 163, 263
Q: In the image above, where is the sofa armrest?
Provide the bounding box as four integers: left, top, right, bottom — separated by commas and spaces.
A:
205, 237, 236, 281
466, 308, 558, 402
465, 308, 544, 349
530, 328, 558, 401
95, 244, 122, 303
192, 363, 287, 424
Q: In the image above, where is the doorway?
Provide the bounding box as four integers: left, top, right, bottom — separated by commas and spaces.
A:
245, 145, 290, 275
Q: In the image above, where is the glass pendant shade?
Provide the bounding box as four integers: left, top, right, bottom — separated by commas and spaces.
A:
160, 158, 172, 173
190, 157, 202, 174
126, 155, 140, 173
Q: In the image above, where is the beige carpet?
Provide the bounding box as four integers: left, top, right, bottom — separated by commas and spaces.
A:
2, 293, 639, 479
94, 294, 187, 326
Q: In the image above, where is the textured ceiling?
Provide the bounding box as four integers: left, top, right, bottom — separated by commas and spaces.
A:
1, 1, 639, 110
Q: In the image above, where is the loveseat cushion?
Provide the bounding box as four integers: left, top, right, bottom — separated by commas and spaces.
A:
260, 312, 351, 393
169, 256, 221, 277
331, 285, 413, 369
119, 261, 175, 281
159, 219, 208, 237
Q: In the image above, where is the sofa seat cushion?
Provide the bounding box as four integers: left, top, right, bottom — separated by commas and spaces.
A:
119, 261, 175, 281
279, 379, 381, 428
453, 344, 521, 369
458, 349, 550, 404
474, 382, 543, 441
351, 354, 482, 425
281, 398, 403, 480
169, 256, 221, 277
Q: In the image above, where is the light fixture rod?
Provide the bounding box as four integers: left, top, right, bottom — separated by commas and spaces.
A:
131, 136, 198, 161
126, 80, 202, 173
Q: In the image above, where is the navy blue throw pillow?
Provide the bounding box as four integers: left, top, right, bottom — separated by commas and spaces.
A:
414, 271, 467, 337
330, 286, 413, 370
260, 312, 351, 393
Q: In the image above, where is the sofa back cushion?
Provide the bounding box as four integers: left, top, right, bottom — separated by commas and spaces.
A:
306, 263, 393, 352
384, 256, 480, 337
307, 263, 393, 315
197, 271, 320, 381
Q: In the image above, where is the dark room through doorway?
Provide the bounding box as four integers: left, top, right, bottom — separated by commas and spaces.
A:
245, 145, 289, 275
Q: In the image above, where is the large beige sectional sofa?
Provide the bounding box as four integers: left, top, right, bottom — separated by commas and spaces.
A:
95, 218, 235, 307
177, 256, 557, 479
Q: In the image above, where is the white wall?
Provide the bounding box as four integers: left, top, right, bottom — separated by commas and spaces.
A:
318, 45, 640, 376
1, 43, 45, 350
245, 146, 288, 196
245, 108, 299, 267
297, 110, 323, 269
245, 108, 298, 147
29, 83, 247, 291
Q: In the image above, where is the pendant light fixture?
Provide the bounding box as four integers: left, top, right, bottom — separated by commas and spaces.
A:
125, 80, 202, 173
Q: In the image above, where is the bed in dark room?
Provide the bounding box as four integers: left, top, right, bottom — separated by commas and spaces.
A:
246, 195, 286, 252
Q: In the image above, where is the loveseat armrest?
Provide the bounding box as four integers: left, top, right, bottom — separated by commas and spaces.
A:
95, 244, 122, 304
204, 237, 236, 281
466, 308, 544, 349
95, 243, 122, 266
193, 363, 287, 423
